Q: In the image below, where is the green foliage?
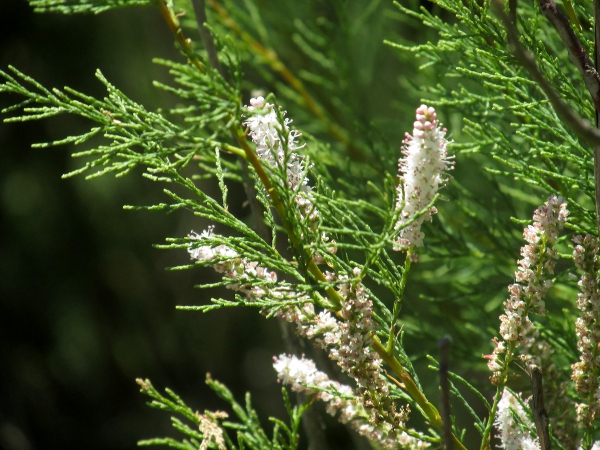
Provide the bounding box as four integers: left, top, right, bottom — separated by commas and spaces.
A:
137, 376, 306, 449
27, 0, 153, 14
1, 66, 214, 178
390, 0, 596, 234
4, 0, 600, 448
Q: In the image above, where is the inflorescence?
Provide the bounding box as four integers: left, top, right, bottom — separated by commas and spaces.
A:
487, 195, 569, 383
571, 234, 600, 426
394, 104, 453, 259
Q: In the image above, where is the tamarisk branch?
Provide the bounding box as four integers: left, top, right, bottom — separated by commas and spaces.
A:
490, 0, 600, 146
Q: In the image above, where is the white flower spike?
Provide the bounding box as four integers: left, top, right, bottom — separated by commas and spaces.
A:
394, 104, 453, 256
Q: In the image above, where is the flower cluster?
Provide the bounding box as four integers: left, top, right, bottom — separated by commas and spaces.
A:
324, 269, 393, 419
245, 101, 390, 408
394, 104, 453, 256
277, 268, 405, 432
495, 389, 540, 450
188, 227, 336, 331
197, 410, 228, 450
571, 234, 600, 426
273, 354, 423, 449
244, 96, 318, 228
487, 195, 568, 382
188, 230, 405, 438
188, 227, 277, 299
186, 100, 457, 445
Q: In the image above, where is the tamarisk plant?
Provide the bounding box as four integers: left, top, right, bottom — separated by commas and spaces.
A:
4, 0, 600, 448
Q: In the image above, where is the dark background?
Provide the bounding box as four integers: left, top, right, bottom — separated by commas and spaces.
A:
0, 1, 291, 449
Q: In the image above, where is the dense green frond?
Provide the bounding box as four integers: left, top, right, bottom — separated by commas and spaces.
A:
0, 66, 238, 180
27, 0, 152, 14
137, 377, 303, 450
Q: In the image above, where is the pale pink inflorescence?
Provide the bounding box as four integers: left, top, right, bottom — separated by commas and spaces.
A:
244, 96, 319, 228
273, 354, 426, 449
325, 269, 383, 390
494, 389, 540, 450
487, 195, 568, 382
571, 234, 600, 426
187, 228, 333, 344
187, 230, 405, 439
188, 226, 278, 299
187, 228, 330, 333
319, 269, 408, 432
394, 104, 453, 257
244, 96, 338, 263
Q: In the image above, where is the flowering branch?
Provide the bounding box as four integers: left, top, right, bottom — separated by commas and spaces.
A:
10, 0, 600, 448
186, 98, 467, 448
483, 195, 568, 448
158, 6, 331, 447
273, 354, 429, 449
244, 101, 466, 448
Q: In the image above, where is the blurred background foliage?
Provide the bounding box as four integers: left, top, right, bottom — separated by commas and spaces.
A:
0, 0, 582, 448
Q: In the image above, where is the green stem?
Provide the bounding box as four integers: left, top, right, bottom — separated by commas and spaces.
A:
479, 342, 515, 449
480, 385, 504, 450
207, 141, 245, 158
386, 252, 412, 353
371, 336, 467, 450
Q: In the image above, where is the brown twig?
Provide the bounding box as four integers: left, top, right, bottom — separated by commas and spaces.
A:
158, 0, 206, 75
538, 0, 600, 111
490, 0, 600, 146
509, 0, 518, 24
539, 0, 600, 234
530, 366, 551, 450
